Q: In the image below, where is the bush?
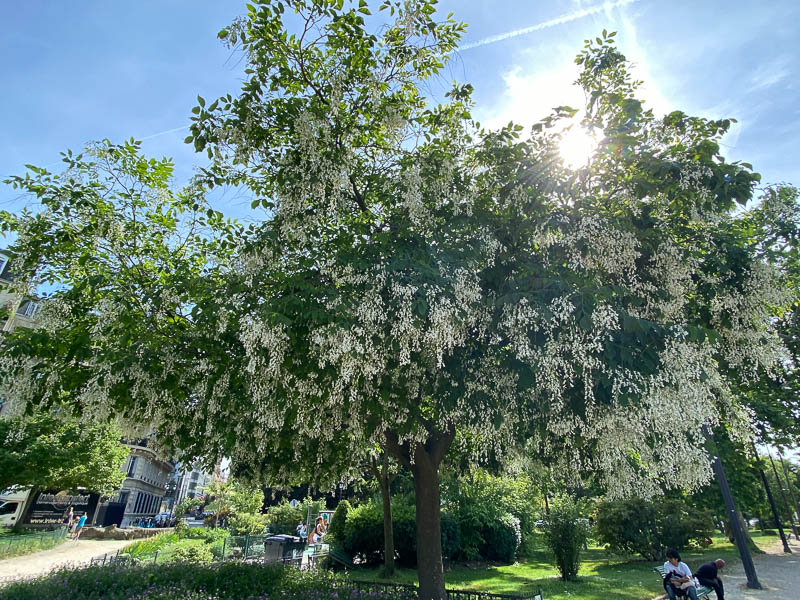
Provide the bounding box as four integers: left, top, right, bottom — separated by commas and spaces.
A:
342, 499, 384, 563
542, 498, 587, 581
444, 470, 536, 560
228, 512, 269, 536
176, 527, 230, 543
0, 562, 417, 600
209, 538, 226, 560
175, 496, 204, 519
264, 499, 304, 535
170, 544, 213, 564
483, 514, 521, 563
327, 499, 350, 545
121, 532, 179, 557
594, 497, 713, 561
389, 501, 418, 566
340, 496, 463, 566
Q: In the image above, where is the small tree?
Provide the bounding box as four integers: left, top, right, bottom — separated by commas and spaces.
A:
543, 498, 587, 581
0, 410, 127, 497
174, 496, 204, 519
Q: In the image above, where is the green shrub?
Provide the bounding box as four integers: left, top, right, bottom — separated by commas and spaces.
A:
170, 544, 213, 564
342, 499, 384, 563
228, 512, 269, 536
121, 532, 179, 557
327, 499, 350, 545
542, 498, 587, 581
209, 538, 227, 560
444, 470, 537, 560
177, 527, 230, 543
389, 501, 417, 565
341, 496, 461, 566
483, 514, 521, 563
175, 496, 204, 519
594, 497, 713, 561
264, 499, 303, 535
0, 562, 417, 600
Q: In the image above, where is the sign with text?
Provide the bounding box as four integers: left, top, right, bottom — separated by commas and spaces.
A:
23, 490, 100, 525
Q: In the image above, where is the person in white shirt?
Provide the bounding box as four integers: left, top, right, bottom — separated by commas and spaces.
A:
663, 549, 699, 600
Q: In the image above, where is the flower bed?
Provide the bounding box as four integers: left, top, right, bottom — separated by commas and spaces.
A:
0, 563, 417, 600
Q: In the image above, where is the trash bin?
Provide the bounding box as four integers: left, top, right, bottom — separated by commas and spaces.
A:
264, 535, 304, 563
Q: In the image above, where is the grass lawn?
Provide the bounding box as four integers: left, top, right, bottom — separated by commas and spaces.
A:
0, 528, 68, 559
352, 532, 776, 600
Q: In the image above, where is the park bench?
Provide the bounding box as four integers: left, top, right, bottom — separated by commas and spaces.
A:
653, 565, 714, 600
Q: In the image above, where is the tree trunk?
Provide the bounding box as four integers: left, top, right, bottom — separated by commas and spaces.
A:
752, 443, 791, 553
767, 449, 800, 541
385, 428, 454, 600
369, 454, 395, 576
411, 444, 445, 600
380, 476, 395, 575
778, 450, 800, 529
702, 427, 762, 589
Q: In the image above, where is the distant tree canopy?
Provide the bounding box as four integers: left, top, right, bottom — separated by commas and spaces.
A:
1, 1, 798, 597
0, 410, 127, 495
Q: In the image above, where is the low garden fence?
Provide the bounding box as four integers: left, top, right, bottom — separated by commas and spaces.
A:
0, 527, 68, 559
342, 580, 543, 600
89, 534, 306, 567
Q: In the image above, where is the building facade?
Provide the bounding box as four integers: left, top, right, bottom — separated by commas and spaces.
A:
0, 252, 40, 415
109, 439, 175, 527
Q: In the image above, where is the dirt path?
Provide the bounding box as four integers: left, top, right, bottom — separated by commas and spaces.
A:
0, 538, 132, 584
722, 536, 800, 600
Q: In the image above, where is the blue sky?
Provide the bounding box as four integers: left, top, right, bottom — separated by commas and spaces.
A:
2, 0, 798, 221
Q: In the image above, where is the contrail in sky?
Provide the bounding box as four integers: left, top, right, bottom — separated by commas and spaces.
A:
138, 125, 190, 141
458, 0, 640, 51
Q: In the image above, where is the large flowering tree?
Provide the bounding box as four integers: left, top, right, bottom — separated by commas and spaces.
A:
1, 1, 797, 597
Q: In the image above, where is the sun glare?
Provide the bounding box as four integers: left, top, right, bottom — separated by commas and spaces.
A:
559, 126, 597, 169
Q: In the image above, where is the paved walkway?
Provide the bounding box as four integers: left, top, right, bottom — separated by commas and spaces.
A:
653, 536, 800, 600
0, 538, 131, 584
723, 536, 800, 600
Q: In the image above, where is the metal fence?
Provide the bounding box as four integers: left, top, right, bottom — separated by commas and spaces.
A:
89, 534, 307, 568
342, 580, 543, 600
0, 527, 68, 558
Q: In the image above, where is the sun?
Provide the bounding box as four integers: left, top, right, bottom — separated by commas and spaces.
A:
558, 126, 597, 169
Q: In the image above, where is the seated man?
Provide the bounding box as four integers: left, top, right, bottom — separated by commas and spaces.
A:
695, 559, 725, 600
663, 549, 699, 600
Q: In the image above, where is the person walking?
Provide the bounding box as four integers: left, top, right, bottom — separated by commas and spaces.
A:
72, 513, 88, 541
695, 559, 725, 600
62, 506, 74, 531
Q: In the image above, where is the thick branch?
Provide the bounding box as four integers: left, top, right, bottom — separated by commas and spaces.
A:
384, 430, 411, 469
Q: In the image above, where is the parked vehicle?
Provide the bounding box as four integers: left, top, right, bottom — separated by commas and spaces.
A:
0, 489, 31, 528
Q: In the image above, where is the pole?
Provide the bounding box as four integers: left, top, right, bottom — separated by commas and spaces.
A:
751, 443, 791, 553
702, 426, 762, 588
767, 448, 800, 540
778, 450, 800, 528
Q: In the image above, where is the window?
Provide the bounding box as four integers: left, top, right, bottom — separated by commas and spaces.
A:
18, 302, 39, 318
0, 502, 18, 515
0, 254, 7, 276
126, 457, 138, 478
